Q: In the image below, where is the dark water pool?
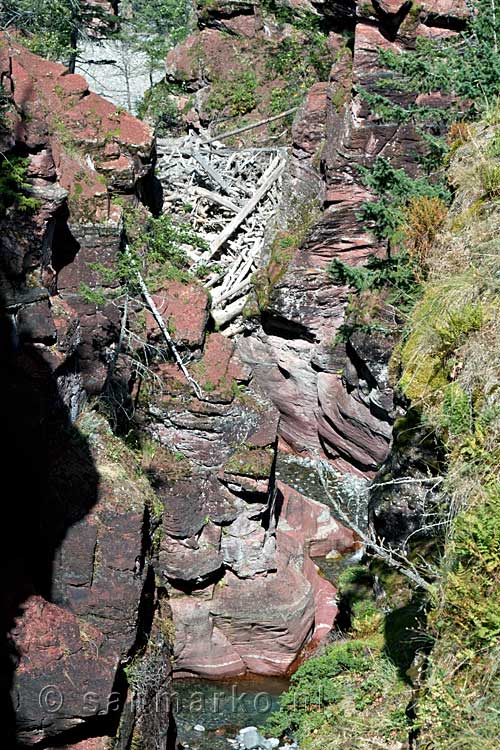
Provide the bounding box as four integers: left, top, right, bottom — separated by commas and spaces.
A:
314, 548, 363, 584
172, 551, 361, 749
173, 676, 289, 750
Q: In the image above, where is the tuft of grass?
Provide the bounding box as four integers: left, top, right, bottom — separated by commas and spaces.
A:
478, 161, 500, 197
404, 195, 448, 278
396, 123, 500, 750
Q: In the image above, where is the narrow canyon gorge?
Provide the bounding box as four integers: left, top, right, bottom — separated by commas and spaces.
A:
1, 1, 498, 750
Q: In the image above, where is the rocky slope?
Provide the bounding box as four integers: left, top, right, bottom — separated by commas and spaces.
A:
149, 0, 467, 682
0, 33, 170, 750
0, 0, 476, 747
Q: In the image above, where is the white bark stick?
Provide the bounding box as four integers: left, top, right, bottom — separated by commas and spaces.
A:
129, 256, 203, 400
203, 107, 298, 144
192, 186, 241, 213
203, 158, 285, 260
212, 278, 253, 307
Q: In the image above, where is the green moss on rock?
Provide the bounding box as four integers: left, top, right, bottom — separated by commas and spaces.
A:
224, 446, 274, 479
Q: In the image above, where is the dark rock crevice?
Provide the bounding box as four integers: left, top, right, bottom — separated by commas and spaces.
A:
0, 344, 100, 746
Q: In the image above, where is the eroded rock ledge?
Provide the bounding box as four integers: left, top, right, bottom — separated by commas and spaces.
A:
0, 32, 170, 750
0, 0, 468, 746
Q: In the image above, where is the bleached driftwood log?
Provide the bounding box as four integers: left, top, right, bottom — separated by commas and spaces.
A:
155, 131, 287, 332
204, 156, 285, 260
211, 296, 249, 327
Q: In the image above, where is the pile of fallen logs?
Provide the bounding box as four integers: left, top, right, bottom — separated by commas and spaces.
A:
156, 131, 287, 333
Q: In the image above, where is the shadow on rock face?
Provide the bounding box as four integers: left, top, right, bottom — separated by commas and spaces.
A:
0, 308, 100, 746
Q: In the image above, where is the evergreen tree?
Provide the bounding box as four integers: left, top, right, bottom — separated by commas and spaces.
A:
119, 0, 192, 85
0, 0, 114, 70
378, 0, 500, 114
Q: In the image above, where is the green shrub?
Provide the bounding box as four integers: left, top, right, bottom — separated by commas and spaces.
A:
405, 195, 448, 275
328, 249, 422, 313
436, 303, 484, 352
260, 0, 326, 32
266, 30, 331, 99
146, 214, 207, 266
479, 162, 500, 197
0, 155, 39, 216
264, 640, 412, 748
78, 284, 107, 307
396, 124, 500, 750
206, 72, 259, 118
269, 85, 299, 117
0, 0, 99, 62
443, 486, 500, 646
137, 82, 183, 135
81, 206, 208, 302
376, 0, 500, 114
486, 128, 500, 157
356, 158, 450, 247
441, 383, 472, 437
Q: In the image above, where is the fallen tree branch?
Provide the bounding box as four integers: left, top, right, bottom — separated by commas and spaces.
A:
190, 149, 232, 195
315, 458, 438, 593
371, 476, 444, 489
212, 277, 253, 306
203, 107, 298, 145
127, 250, 204, 400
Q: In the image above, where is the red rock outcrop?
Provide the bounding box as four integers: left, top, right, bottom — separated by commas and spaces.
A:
13, 596, 119, 745
236, 0, 460, 477
146, 281, 210, 349
163, 3, 339, 143
169, 480, 356, 678
0, 34, 171, 749
0, 31, 155, 397
135, 285, 357, 676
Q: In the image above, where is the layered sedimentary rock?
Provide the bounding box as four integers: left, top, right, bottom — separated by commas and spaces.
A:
168, 479, 356, 678
0, 33, 354, 725
159, 1, 404, 477
1, 0, 470, 743
151, 0, 466, 681
0, 35, 171, 749
0, 32, 155, 396
137, 306, 356, 676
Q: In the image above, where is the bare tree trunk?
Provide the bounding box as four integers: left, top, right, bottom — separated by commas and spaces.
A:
68, 25, 78, 73
203, 107, 298, 145
315, 458, 437, 593
132, 263, 204, 400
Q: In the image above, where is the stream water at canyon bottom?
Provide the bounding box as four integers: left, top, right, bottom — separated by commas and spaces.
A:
173, 548, 364, 750
174, 676, 290, 750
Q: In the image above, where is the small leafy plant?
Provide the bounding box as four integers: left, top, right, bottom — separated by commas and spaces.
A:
0, 155, 39, 217
206, 71, 259, 118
